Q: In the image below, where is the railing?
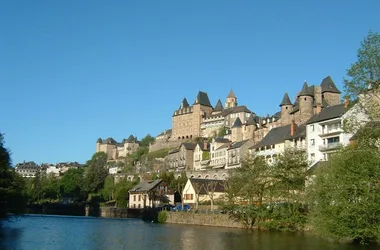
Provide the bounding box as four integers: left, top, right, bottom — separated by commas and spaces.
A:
319, 142, 342, 151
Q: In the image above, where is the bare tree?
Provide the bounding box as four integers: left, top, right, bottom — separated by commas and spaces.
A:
204, 180, 219, 211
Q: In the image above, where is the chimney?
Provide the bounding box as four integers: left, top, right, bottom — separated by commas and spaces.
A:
204, 141, 208, 151
228, 143, 231, 150
290, 120, 296, 136
344, 97, 350, 108
316, 103, 322, 114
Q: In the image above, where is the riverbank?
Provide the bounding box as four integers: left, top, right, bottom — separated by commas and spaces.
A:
166, 212, 245, 229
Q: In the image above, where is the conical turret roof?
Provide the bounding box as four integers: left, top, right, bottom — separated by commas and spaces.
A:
232, 117, 243, 128
96, 138, 103, 143
246, 114, 256, 126
180, 98, 189, 109
194, 91, 212, 107
298, 82, 313, 97
321, 76, 341, 94
279, 93, 292, 106
227, 89, 236, 98
214, 99, 224, 112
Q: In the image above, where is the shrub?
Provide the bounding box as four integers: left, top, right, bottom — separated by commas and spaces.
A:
157, 211, 168, 224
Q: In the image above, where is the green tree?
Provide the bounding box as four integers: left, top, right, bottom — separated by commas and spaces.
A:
307, 146, 380, 244
101, 175, 115, 201
114, 178, 139, 207
344, 31, 380, 101
140, 134, 155, 147
83, 152, 109, 195
0, 133, 27, 220
59, 168, 85, 201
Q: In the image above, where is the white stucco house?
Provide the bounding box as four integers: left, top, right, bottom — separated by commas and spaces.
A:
182, 178, 226, 205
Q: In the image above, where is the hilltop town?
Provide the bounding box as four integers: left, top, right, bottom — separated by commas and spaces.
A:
90, 75, 360, 180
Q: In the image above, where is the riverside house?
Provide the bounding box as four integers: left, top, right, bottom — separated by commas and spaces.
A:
128, 179, 174, 209
182, 178, 226, 205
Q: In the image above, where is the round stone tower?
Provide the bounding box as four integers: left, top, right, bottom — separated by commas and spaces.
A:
298, 82, 314, 123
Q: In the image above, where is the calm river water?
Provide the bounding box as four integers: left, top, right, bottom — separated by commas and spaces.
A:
0, 215, 377, 250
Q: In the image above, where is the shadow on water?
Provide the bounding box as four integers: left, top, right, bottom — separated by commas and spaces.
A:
0, 218, 23, 250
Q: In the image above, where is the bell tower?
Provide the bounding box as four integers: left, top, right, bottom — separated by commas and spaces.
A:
225, 90, 237, 108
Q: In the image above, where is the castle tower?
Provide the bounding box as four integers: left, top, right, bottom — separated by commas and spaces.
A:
320, 76, 341, 106
192, 91, 213, 138
298, 82, 314, 123
213, 99, 224, 114
243, 114, 256, 141
279, 93, 293, 125
96, 138, 102, 152
231, 117, 243, 142
225, 90, 238, 108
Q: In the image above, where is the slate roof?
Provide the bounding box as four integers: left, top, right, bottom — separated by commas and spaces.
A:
189, 178, 226, 194
214, 99, 224, 112
280, 93, 292, 106
181, 143, 197, 150
214, 137, 230, 143
229, 139, 250, 149
232, 117, 243, 128
216, 143, 230, 150
127, 135, 138, 143
250, 125, 291, 149
194, 91, 212, 107
321, 76, 341, 94
290, 99, 300, 114
286, 124, 306, 140
246, 114, 256, 125
227, 90, 236, 98
306, 104, 347, 124
96, 138, 103, 143
129, 179, 162, 193
103, 137, 117, 145
157, 129, 172, 137
222, 106, 252, 116
168, 148, 180, 154
299, 82, 313, 97
180, 98, 190, 109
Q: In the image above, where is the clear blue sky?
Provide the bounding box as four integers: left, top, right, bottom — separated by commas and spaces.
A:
1, 0, 379, 165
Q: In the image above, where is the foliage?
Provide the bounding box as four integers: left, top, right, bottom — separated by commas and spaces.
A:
83, 152, 108, 194
101, 175, 115, 201
140, 134, 155, 148
217, 127, 227, 137
344, 30, 380, 101
157, 211, 168, 224
225, 149, 308, 230
114, 178, 139, 208
0, 133, 27, 220
307, 146, 380, 244
59, 168, 85, 201
147, 148, 172, 160
202, 151, 210, 160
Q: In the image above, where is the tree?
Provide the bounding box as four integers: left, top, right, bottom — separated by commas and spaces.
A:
83, 152, 109, 195
0, 133, 27, 220
344, 31, 380, 101
204, 180, 220, 211
59, 168, 85, 201
101, 175, 115, 201
140, 134, 155, 148
307, 146, 380, 244
192, 182, 203, 212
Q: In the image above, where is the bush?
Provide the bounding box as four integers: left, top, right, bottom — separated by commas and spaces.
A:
157, 211, 168, 224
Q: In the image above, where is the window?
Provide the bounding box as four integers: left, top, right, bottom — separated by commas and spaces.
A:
133, 195, 136, 201
310, 139, 315, 146
310, 125, 314, 131
138, 195, 141, 201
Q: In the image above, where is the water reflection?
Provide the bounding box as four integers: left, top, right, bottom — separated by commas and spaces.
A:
0, 215, 379, 250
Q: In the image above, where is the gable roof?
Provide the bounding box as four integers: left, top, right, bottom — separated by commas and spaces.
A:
194, 91, 212, 107
232, 117, 243, 128
306, 104, 347, 124
229, 139, 250, 149
250, 125, 291, 149
214, 99, 224, 112
246, 114, 256, 125
222, 106, 252, 116
280, 93, 292, 106
181, 142, 197, 150
290, 99, 300, 114
214, 137, 230, 143
321, 76, 341, 94
189, 178, 226, 194
129, 179, 162, 193
286, 124, 306, 140
227, 90, 236, 98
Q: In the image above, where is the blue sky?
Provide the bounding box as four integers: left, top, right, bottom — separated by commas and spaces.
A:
1, 0, 379, 165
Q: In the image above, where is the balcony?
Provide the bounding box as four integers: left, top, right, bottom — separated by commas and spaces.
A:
319, 129, 342, 138
319, 142, 342, 152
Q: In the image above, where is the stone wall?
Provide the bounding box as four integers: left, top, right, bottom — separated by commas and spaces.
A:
149, 140, 182, 153
166, 212, 245, 229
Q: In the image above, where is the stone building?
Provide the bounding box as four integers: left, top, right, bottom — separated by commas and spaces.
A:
96, 135, 140, 160
172, 91, 214, 140
15, 161, 41, 178
165, 143, 196, 171
193, 142, 210, 171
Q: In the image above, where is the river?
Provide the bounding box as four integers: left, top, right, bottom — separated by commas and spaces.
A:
0, 215, 377, 250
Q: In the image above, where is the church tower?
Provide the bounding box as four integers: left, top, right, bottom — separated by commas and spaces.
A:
225, 90, 238, 108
